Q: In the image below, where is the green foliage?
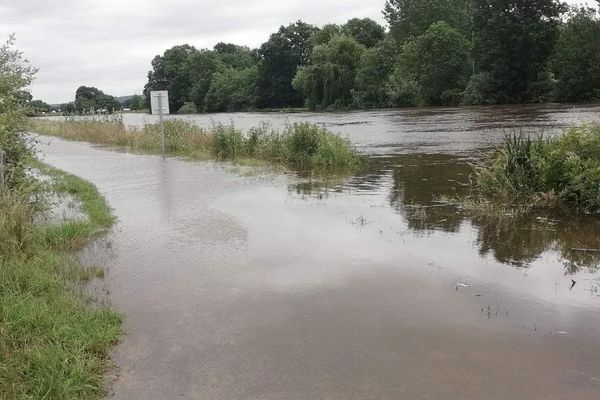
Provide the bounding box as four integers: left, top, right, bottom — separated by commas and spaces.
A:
477, 124, 600, 213
74, 86, 121, 114
389, 22, 471, 106
140, 2, 599, 112
354, 37, 398, 108
122, 94, 145, 110
143, 44, 197, 112
0, 35, 36, 190
551, 7, 600, 102
293, 35, 365, 110
384, 0, 473, 42
177, 101, 198, 114
213, 122, 363, 169
473, 0, 565, 104
32, 119, 361, 171
462, 72, 497, 105
342, 18, 386, 48
26, 99, 50, 116
0, 165, 121, 399
256, 21, 318, 108
204, 67, 258, 112
214, 42, 258, 70
309, 24, 343, 47
144, 43, 258, 112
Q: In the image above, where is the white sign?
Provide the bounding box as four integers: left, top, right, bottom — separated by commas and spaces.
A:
150, 90, 170, 115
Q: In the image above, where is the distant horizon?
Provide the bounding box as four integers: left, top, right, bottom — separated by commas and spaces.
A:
1, 0, 595, 104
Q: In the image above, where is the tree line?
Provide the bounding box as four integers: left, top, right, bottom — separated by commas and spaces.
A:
142, 0, 600, 113
26, 87, 146, 116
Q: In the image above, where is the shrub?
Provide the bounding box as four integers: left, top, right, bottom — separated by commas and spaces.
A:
476, 124, 600, 213
177, 102, 198, 114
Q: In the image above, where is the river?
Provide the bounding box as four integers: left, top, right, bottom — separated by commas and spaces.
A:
39, 104, 600, 399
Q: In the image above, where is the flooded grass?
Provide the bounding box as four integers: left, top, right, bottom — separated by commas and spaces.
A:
0, 162, 121, 399
474, 123, 600, 213
31, 117, 364, 171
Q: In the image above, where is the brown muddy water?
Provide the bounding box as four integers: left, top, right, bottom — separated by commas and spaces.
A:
38, 105, 600, 400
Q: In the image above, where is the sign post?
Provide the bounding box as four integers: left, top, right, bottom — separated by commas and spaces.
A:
150, 91, 170, 154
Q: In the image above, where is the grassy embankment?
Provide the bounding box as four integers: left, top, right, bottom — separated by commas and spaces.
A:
0, 162, 121, 399
31, 117, 363, 171
455, 123, 600, 214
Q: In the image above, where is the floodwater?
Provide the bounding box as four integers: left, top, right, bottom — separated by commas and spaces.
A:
38, 105, 600, 400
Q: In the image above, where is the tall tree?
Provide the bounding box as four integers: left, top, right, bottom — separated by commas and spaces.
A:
144, 44, 197, 112
388, 22, 471, 106
355, 36, 398, 107
343, 18, 386, 48
293, 35, 365, 109
384, 0, 473, 42
551, 7, 600, 102
204, 67, 258, 112
256, 21, 318, 108
473, 0, 565, 103
187, 49, 220, 111
309, 24, 343, 47
74, 86, 121, 113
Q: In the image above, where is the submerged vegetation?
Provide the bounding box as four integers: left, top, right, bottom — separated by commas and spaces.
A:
473, 124, 600, 214
31, 118, 363, 170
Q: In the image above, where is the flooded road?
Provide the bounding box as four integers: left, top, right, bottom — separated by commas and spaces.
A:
38, 105, 600, 399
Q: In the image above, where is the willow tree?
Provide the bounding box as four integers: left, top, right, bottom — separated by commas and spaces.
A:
293, 35, 365, 110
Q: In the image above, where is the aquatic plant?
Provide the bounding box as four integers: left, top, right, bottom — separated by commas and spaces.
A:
475, 124, 600, 213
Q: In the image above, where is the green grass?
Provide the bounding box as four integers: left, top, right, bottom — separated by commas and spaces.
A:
30, 118, 364, 172
0, 161, 121, 400
473, 123, 600, 213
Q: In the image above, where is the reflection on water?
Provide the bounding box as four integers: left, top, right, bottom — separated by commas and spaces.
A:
292, 152, 600, 274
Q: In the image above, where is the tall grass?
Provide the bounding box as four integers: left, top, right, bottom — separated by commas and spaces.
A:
31, 118, 363, 170
0, 163, 121, 399
476, 124, 600, 213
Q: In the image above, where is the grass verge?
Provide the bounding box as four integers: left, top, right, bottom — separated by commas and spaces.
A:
0, 161, 121, 400
30, 117, 364, 172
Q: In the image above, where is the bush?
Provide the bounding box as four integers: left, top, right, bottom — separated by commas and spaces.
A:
462, 72, 497, 105
213, 122, 362, 169
477, 124, 600, 213
177, 102, 198, 114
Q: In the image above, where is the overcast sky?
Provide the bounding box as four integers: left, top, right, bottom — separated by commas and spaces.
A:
0, 0, 594, 103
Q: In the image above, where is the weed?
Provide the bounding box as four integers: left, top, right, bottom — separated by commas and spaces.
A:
31, 119, 363, 171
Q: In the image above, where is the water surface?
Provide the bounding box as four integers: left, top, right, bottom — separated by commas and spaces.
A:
38, 105, 600, 399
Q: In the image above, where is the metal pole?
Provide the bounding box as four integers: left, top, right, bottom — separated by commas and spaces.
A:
158, 93, 165, 154
0, 150, 5, 192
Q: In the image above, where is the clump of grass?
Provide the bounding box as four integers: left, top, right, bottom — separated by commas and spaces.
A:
0, 162, 121, 399
31, 118, 363, 171
0, 190, 36, 258
474, 123, 600, 213
213, 122, 363, 169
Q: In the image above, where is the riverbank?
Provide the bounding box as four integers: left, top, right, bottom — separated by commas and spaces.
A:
0, 162, 121, 399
